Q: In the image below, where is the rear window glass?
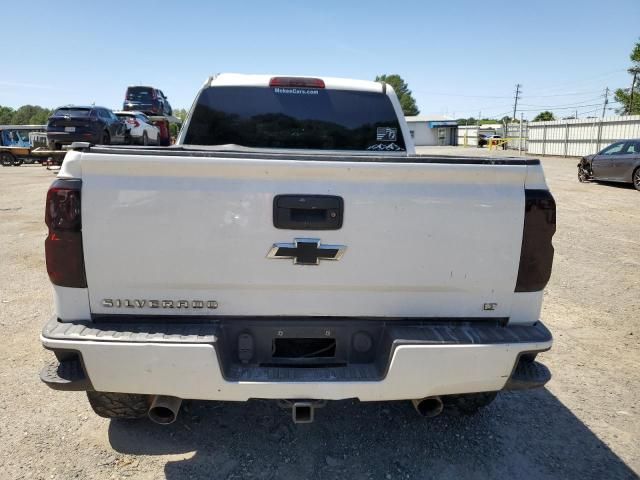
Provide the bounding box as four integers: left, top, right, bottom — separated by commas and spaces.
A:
126, 87, 153, 101
54, 108, 91, 117
184, 86, 406, 151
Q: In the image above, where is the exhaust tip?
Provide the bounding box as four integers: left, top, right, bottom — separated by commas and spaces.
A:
412, 397, 444, 418
148, 395, 182, 425
149, 406, 177, 425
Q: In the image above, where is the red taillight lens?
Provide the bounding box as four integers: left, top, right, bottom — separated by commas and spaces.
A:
45, 232, 87, 288
269, 77, 325, 89
515, 190, 556, 292
46, 181, 82, 231
45, 179, 86, 288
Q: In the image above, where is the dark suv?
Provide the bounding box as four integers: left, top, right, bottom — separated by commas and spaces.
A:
47, 106, 128, 149
123, 86, 172, 116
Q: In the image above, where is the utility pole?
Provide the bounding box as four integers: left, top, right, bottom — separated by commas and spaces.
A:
512, 84, 522, 121
519, 112, 523, 155
601, 87, 609, 118
629, 68, 639, 115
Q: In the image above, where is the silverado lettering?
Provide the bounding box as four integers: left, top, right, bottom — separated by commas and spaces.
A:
101, 299, 218, 309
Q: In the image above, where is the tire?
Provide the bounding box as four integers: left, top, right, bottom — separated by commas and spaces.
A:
633, 167, 640, 191
86, 391, 150, 419
1, 152, 16, 167
142, 131, 148, 146
442, 392, 498, 416
12, 157, 23, 166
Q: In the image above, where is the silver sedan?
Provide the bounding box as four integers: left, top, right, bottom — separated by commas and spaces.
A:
578, 140, 640, 191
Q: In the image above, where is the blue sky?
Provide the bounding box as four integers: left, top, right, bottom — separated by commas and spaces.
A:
1, 0, 638, 120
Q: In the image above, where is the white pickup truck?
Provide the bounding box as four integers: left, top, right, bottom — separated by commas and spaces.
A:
40, 74, 555, 424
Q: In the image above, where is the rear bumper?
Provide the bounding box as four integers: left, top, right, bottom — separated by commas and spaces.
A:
123, 104, 161, 115
47, 132, 99, 145
40, 317, 552, 401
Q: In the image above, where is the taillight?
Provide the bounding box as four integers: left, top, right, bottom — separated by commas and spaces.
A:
269, 77, 325, 89
45, 179, 86, 288
126, 118, 140, 127
515, 189, 556, 292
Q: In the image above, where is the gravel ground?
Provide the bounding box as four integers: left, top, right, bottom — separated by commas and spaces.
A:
0, 149, 638, 479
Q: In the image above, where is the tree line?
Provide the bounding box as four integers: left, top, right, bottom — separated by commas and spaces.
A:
0, 105, 53, 125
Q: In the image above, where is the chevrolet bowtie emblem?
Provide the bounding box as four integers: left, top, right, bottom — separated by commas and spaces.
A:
267, 238, 346, 265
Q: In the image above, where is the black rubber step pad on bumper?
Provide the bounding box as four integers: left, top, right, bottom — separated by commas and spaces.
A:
503, 359, 551, 391
40, 356, 93, 391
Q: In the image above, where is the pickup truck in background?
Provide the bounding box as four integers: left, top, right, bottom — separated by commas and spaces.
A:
40, 74, 555, 424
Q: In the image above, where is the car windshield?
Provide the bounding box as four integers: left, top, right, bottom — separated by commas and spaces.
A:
126, 87, 153, 101
54, 108, 91, 117
184, 86, 406, 151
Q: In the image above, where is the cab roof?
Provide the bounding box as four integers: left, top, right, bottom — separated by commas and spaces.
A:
208, 73, 385, 93
54, 105, 105, 110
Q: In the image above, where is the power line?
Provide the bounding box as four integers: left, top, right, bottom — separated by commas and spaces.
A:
454, 99, 608, 119
444, 85, 621, 119
578, 108, 602, 117
413, 91, 512, 99
523, 90, 603, 98
522, 68, 627, 95
414, 89, 602, 99
448, 104, 514, 117
518, 97, 603, 108
517, 103, 602, 112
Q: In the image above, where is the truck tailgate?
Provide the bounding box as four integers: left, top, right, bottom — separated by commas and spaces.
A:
79, 153, 526, 319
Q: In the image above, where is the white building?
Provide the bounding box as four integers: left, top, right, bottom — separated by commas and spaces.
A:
405, 115, 458, 146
